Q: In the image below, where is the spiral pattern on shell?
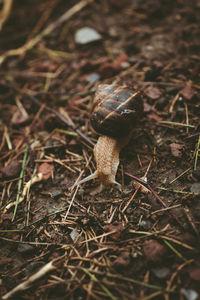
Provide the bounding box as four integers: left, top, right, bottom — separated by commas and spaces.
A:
90, 84, 143, 138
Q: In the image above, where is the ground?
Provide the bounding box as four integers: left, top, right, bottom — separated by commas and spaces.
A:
0, 0, 200, 299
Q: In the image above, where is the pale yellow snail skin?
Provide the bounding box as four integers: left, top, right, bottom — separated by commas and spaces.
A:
71, 84, 143, 193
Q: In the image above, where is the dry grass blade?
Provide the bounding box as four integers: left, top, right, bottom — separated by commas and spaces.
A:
12, 145, 28, 221
2, 256, 62, 300
0, 0, 13, 30
0, 0, 93, 65
82, 268, 117, 300
124, 172, 184, 228
194, 134, 200, 171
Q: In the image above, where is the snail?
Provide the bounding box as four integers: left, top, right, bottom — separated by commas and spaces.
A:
71, 83, 143, 193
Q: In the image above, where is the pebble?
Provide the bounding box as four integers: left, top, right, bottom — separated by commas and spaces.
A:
51, 190, 63, 199
70, 228, 79, 242
139, 220, 152, 230
181, 288, 198, 300
152, 266, 170, 279
75, 27, 101, 44
17, 243, 35, 254
86, 73, 100, 83
190, 183, 200, 194
1, 160, 21, 178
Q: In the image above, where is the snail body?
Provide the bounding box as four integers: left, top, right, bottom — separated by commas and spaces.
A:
71, 84, 143, 193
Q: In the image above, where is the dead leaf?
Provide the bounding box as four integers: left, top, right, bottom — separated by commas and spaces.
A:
147, 112, 163, 121
189, 267, 200, 281
133, 176, 150, 194
38, 163, 53, 180
143, 239, 166, 262
144, 86, 162, 100
11, 109, 29, 125
113, 250, 130, 268
114, 52, 129, 68
170, 143, 184, 158
180, 86, 195, 100
103, 223, 126, 241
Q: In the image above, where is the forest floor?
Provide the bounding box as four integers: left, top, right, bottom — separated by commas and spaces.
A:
0, 0, 200, 299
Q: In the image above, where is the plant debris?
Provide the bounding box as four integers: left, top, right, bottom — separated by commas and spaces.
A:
0, 1, 200, 299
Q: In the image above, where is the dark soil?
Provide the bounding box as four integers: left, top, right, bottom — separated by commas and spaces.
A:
0, 0, 200, 299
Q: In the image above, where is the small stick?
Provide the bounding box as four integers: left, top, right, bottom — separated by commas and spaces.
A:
0, 82, 94, 147
0, 0, 93, 65
169, 92, 180, 113
24, 93, 95, 147
12, 145, 28, 221
2, 257, 61, 300
4, 173, 43, 213
124, 172, 184, 228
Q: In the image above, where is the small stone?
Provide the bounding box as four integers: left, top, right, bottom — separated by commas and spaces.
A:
139, 220, 152, 230
70, 228, 79, 242
152, 266, 170, 279
75, 27, 101, 44
191, 183, 200, 194
1, 160, 21, 178
181, 288, 198, 300
86, 73, 100, 83
17, 243, 35, 254
51, 190, 63, 199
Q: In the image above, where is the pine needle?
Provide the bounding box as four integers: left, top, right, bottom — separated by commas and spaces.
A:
12, 145, 28, 221
82, 268, 117, 300
164, 240, 187, 262
194, 135, 200, 171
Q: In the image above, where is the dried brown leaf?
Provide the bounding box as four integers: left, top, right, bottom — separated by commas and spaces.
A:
143, 239, 166, 262
103, 223, 126, 241
38, 163, 53, 180
170, 143, 184, 158
144, 86, 162, 100
180, 86, 195, 100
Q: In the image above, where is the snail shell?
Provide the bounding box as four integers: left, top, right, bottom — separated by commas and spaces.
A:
71, 83, 143, 193
90, 84, 143, 138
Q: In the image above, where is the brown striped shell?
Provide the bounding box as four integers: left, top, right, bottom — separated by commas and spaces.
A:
90, 84, 143, 138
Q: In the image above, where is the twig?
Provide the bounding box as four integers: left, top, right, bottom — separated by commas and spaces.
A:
124, 172, 184, 228
163, 240, 187, 262
158, 186, 200, 196
2, 256, 62, 299
0, 0, 93, 65
4, 173, 43, 214
169, 92, 180, 113
25, 93, 94, 147
0, 82, 94, 147
0, 0, 13, 30
12, 145, 28, 221
169, 167, 191, 184
82, 268, 117, 300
